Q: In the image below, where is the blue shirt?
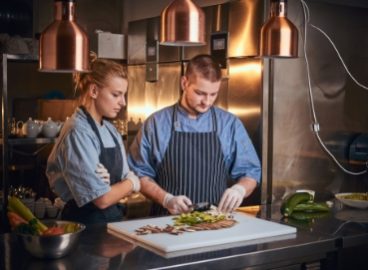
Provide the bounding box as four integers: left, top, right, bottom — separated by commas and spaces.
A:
128, 104, 261, 184
46, 108, 131, 207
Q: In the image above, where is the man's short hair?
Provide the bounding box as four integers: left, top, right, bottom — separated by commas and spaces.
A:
185, 54, 222, 82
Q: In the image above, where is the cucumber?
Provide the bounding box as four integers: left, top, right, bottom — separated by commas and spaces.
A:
290, 211, 330, 221
293, 202, 330, 213
281, 192, 313, 217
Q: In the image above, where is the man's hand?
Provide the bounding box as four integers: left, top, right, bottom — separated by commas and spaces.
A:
163, 193, 192, 214
218, 184, 246, 213
96, 163, 110, 185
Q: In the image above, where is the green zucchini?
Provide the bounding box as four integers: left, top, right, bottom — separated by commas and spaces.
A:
293, 202, 330, 212
290, 211, 330, 221
281, 192, 314, 217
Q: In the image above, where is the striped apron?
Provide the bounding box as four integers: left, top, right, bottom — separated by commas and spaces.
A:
152, 104, 228, 216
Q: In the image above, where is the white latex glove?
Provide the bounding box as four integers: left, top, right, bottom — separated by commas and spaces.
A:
218, 184, 246, 213
95, 163, 110, 185
125, 171, 141, 192
163, 193, 192, 215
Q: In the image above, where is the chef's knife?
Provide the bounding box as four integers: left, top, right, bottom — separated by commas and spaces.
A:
189, 202, 211, 212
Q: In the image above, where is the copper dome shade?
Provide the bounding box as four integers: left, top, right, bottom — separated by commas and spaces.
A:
260, 0, 298, 58
39, 0, 90, 72
160, 0, 206, 46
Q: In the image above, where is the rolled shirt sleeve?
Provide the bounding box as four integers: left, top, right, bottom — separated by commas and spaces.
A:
50, 129, 110, 206
128, 118, 160, 179
224, 117, 261, 183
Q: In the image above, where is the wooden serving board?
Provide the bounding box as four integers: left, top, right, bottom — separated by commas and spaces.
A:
107, 212, 296, 256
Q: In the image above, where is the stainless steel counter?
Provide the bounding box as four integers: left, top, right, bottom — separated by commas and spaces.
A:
1, 203, 367, 270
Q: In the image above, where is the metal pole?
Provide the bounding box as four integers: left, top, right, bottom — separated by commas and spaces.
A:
1, 54, 10, 232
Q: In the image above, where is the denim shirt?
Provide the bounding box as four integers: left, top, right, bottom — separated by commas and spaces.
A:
46, 108, 131, 207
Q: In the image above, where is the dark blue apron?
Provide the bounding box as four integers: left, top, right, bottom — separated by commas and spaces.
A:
152, 104, 228, 216
62, 106, 125, 224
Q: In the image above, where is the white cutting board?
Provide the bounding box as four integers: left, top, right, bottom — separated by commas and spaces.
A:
108, 212, 296, 254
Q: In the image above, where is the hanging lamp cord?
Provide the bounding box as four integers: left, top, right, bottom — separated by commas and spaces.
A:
299, 0, 368, 175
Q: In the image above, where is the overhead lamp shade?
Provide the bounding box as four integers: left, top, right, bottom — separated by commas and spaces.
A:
260, 0, 298, 58
39, 0, 90, 72
160, 0, 205, 46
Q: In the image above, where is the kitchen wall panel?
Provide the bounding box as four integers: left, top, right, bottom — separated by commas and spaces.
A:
127, 19, 147, 65
269, 1, 368, 202
228, 0, 263, 57
127, 63, 182, 146
228, 58, 263, 154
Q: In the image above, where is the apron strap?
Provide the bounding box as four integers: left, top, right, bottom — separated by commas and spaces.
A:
211, 107, 217, 132
79, 106, 105, 148
79, 106, 122, 157
172, 104, 178, 132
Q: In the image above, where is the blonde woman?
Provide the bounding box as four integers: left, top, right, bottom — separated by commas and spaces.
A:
47, 54, 139, 224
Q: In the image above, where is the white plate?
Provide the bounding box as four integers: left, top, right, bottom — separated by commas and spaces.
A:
335, 193, 368, 209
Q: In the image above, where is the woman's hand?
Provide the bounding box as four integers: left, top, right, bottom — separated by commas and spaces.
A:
95, 163, 110, 185
125, 171, 141, 192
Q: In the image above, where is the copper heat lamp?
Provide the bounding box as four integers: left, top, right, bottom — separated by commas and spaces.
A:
260, 0, 298, 58
160, 0, 205, 46
39, 0, 90, 72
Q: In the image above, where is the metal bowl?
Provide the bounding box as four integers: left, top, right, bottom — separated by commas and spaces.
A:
16, 220, 85, 259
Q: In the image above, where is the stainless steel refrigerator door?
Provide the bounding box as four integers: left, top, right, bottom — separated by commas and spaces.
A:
226, 57, 263, 205
128, 19, 147, 65
227, 58, 263, 153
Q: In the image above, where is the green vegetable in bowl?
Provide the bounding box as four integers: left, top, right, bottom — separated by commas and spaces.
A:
13, 219, 40, 235
342, 193, 368, 201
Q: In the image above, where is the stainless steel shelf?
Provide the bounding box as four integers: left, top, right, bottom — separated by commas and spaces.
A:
1, 53, 41, 229
4, 54, 38, 62
1, 137, 56, 145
